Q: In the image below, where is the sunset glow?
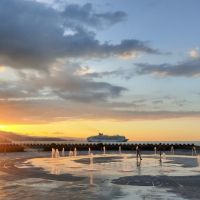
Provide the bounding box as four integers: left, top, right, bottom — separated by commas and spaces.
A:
0, 0, 200, 141
0, 117, 199, 141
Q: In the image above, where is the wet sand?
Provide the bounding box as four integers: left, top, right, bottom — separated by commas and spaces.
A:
0, 151, 200, 200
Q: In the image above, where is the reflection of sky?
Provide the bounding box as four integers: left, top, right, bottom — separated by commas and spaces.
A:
19, 154, 200, 199
26, 154, 200, 177
1, 152, 200, 199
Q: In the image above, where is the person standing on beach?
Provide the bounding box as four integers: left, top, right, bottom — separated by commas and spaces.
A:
136, 145, 142, 161
192, 145, 197, 156
154, 146, 157, 155
171, 145, 174, 155
158, 143, 162, 163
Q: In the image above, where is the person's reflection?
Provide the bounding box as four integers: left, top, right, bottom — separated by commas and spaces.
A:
89, 172, 94, 185
159, 155, 162, 167
136, 158, 141, 167
136, 159, 141, 175
51, 165, 61, 175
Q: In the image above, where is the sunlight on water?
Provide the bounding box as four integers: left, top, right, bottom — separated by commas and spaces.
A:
26, 154, 200, 177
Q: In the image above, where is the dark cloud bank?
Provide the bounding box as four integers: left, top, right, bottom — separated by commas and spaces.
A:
83, 57, 200, 79
135, 58, 200, 77
0, 0, 159, 69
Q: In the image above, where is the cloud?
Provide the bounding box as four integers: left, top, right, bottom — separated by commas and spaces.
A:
1, 98, 200, 124
0, 62, 127, 104
152, 100, 163, 104
80, 66, 136, 80
135, 58, 200, 77
0, 71, 197, 124
1, 62, 197, 124
189, 49, 200, 58
0, 0, 159, 70
81, 69, 124, 79
62, 3, 127, 29
53, 81, 127, 103
119, 51, 139, 60
1, 57, 197, 124
1, 0, 196, 125
0, 66, 5, 72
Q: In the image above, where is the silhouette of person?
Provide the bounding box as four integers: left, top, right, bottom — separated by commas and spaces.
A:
158, 143, 162, 163
192, 145, 197, 156
136, 145, 142, 161
154, 146, 157, 155
171, 145, 174, 155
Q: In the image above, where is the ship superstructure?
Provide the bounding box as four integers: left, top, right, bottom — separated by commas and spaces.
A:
87, 133, 128, 142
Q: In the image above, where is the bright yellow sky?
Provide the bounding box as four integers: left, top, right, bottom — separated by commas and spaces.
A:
1, 118, 200, 141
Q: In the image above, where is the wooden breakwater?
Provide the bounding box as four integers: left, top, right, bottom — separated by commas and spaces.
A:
0, 141, 199, 152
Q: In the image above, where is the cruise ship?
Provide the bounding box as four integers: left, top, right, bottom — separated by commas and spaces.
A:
87, 133, 128, 142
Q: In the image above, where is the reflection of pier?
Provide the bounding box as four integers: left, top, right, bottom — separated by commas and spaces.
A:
0, 141, 199, 152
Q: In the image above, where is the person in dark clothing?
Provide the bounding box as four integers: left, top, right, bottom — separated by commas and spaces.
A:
192, 145, 197, 156
158, 143, 162, 163
136, 145, 142, 161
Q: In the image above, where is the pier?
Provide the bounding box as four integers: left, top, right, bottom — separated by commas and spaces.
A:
0, 141, 199, 152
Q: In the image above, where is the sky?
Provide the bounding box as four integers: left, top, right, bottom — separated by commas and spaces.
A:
0, 0, 200, 141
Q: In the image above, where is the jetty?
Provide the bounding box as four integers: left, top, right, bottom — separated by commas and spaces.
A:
0, 141, 199, 152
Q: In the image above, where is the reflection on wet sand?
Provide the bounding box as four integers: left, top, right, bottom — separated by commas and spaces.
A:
26, 153, 200, 178
0, 152, 200, 200
89, 172, 94, 185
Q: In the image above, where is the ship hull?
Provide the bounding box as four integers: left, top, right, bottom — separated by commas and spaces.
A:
87, 139, 128, 142
87, 134, 128, 143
